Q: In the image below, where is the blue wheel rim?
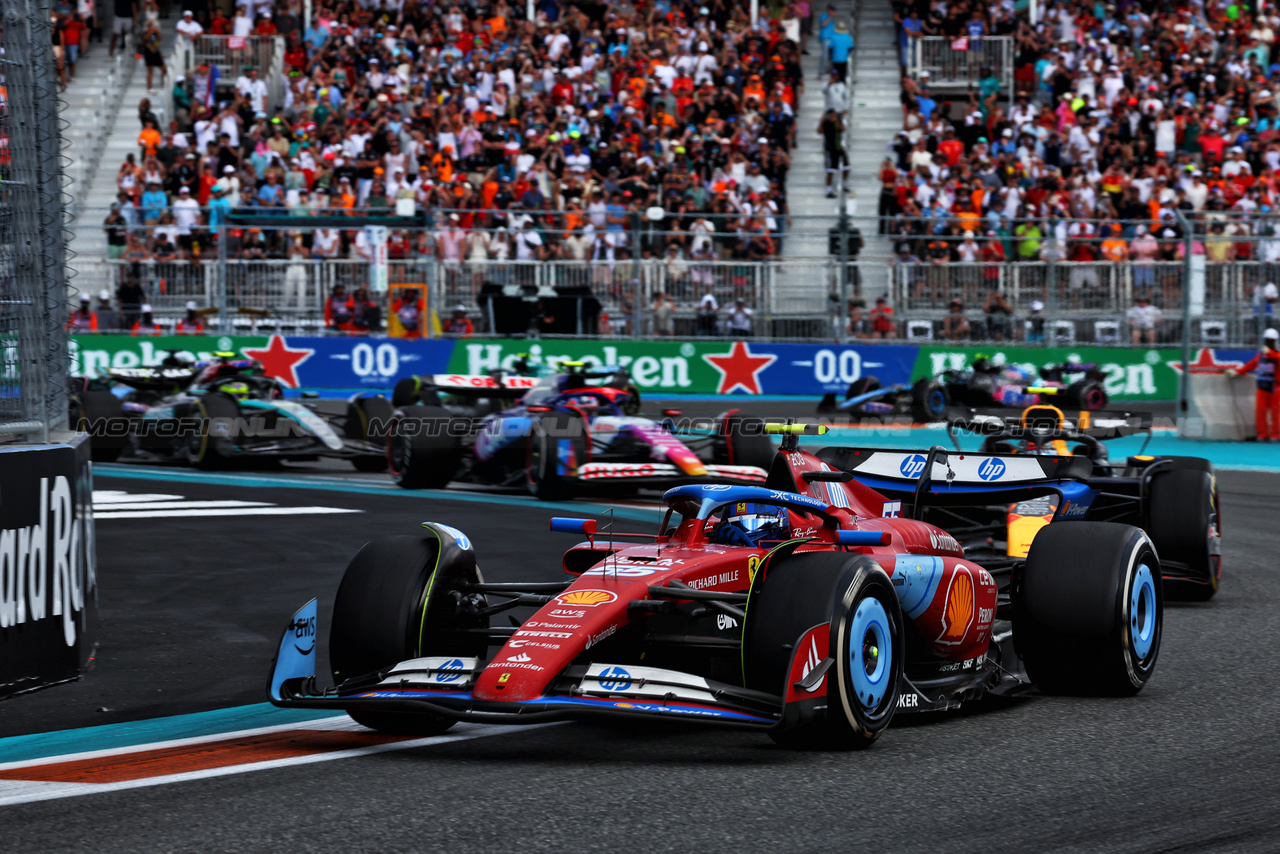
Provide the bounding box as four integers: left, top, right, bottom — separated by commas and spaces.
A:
849, 597, 892, 710
1130, 563, 1157, 660
928, 389, 946, 414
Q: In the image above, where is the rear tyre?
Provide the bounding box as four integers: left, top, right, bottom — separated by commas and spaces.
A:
715, 413, 775, 471
1148, 468, 1221, 601
387, 405, 466, 489
1065, 380, 1108, 410
744, 552, 903, 750
391, 377, 422, 408
330, 532, 487, 735
909, 379, 949, 423
527, 410, 588, 501
347, 396, 395, 472
620, 380, 642, 416
845, 376, 881, 400
72, 390, 128, 462
1016, 522, 1161, 696
187, 392, 241, 470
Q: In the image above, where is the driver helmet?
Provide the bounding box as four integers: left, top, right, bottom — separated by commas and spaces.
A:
220, 381, 250, 400
711, 502, 790, 548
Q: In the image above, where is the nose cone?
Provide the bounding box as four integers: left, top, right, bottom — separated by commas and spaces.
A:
471, 584, 637, 701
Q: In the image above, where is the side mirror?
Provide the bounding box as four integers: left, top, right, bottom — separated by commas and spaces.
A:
835, 530, 891, 547
550, 517, 598, 538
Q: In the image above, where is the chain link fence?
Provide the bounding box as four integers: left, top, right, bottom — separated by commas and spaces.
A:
62, 205, 1280, 348
2, 0, 71, 440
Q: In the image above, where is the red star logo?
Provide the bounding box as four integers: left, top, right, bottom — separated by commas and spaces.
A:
243, 336, 314, 388
702, 341, 777, 395
1167, 348, 1243, 375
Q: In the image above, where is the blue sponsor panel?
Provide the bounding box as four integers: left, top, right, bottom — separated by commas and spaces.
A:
287, 337, 458, 389
754, 343, 920, 395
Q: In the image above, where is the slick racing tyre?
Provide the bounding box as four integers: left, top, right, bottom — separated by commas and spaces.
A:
715, 413, 775, 471
72, 389, 128, 462
744, 552, 904, 750
620, 380, 642, 416
330, 530, 488, 735
1064, 379, 1108, 411
1016, 522, 1161, 696
187, 392, 240, 470
909, 378, 949, 423
1148, 467, 1221, 601
346, 395, 394, 472
845, 376, 881, 403
527, 410, 588, 501
387, 405, 466, 489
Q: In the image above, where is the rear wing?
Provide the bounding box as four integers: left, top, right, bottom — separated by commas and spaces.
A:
815, 445, 1091, 508
423, 373, 541, 397
107, 366, 201, 391
947, 408, 1152, 446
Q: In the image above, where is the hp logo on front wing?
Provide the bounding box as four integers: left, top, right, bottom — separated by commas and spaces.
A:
977, 458, 1006, 481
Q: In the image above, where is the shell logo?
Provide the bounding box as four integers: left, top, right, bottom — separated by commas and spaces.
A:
555, 589, 618, 607
937, 566, 975, 645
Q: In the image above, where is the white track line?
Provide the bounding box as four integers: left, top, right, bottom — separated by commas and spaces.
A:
94, 507, 362, 520
0, 723, 553, 808
91, 492, 185, 503
91, 500, 274, 511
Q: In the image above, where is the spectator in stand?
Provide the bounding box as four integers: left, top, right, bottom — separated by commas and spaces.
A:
696, 285, 719, 336
445, 304, 474, 337
727, 299, 755, 338
132, 303, 161, 336
1126, 295, 1162, 345
97, 291, 119, 333
651, 291, 674, 337
176, 301, 205, 334
943, 298, 970, 341
325, 283, 352, 330
391, 289, 426, 339
870, 295, 896, 338
69, 294, 97, 332
984, 288, 1012, 341
1026, 300, 1045, 344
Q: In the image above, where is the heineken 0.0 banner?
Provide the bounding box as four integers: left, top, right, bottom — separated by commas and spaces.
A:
446, 339, 918, 396
71, 335, 1247, 400
913, 345, 1257, 402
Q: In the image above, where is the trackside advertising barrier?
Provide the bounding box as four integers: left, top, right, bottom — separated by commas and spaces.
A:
0, 435, 98, 699
69, 336, 1256, 402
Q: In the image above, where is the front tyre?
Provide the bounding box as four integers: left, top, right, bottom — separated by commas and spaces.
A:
330, 530, 486, 735
1016, 522, 1161, 696
744, 552, 903, 750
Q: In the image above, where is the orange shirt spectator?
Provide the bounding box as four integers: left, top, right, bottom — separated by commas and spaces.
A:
138, 126, 161, 157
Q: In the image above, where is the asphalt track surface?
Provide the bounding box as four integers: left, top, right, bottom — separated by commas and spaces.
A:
3, 465, 1280, 851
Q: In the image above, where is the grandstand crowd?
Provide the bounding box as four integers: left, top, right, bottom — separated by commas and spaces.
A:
885, 0, 1280, 286
107, 0, 816, 279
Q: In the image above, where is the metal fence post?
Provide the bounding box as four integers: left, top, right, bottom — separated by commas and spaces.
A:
1177, 210, 1194, 419
217, 225, 229, 334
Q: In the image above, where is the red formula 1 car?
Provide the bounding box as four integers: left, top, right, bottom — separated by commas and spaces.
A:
267, 425, 1162, 749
